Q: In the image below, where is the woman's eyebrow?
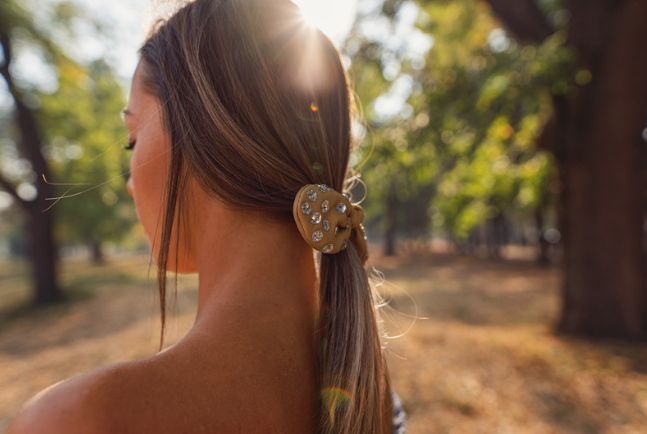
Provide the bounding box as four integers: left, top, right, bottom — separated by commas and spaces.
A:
121, 108, 134, 118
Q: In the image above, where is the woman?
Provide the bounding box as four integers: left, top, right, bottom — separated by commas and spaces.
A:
8, 0, 405, 433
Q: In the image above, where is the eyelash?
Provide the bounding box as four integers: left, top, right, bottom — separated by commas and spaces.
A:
123, 140, 136, 151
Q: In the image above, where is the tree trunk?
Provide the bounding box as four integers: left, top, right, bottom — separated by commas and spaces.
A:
485, 211, 505, 259
383, 178, 397, 256
0, 26, 63, 305
89, 239, 105, 264
534, 209, 550, 266
554, 0, 647, 339
27, 205, 62, 304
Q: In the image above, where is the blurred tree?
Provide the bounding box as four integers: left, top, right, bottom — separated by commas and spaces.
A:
482, 0, 647, 339
347, 0, 647, 338
0, 0, 133, 306
346, 0, 566, 259
0, 0, 63, 304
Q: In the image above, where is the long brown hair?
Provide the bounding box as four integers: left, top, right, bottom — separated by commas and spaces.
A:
138, 0, 393, 432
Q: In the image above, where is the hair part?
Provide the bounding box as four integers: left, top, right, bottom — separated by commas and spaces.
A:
138, 0, 393, 432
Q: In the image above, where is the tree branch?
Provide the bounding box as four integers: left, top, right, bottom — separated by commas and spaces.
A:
0, 25, 24, 208
483, 0, 555, 44
0, 26, 51, 190
0, 171, 26, 208
0, 22, 53, 216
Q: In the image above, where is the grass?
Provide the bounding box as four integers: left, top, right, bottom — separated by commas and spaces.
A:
0, 245, 646, 433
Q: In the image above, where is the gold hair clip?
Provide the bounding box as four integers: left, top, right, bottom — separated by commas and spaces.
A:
292, 183, 368, 265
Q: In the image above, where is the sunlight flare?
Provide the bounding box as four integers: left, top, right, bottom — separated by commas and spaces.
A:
293, 0, 358, 43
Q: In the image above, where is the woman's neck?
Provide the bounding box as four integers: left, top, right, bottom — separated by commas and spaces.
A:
188, 202, 319, 343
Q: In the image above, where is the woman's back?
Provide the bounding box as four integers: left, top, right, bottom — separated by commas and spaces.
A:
9, 282, 319, 434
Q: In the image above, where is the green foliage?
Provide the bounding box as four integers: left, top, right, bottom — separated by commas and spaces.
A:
38, 58, 135, 246
346, 0, 574, 241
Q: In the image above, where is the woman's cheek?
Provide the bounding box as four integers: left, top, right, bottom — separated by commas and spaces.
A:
131, 145, 166, 248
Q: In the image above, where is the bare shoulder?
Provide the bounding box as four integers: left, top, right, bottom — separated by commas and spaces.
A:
6, 361, 135, 434
6, 339, 315, 434
5, 352, 223, 434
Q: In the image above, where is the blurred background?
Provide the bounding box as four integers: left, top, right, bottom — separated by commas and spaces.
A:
1, 0, 646, 432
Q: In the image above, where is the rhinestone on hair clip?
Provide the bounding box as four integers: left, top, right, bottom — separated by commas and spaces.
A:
292, 183, 368, 265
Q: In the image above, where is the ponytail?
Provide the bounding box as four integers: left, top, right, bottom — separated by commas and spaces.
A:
317, 242, 393, 433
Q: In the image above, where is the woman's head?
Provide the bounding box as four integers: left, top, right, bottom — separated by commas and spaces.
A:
126, 0, 393, 432
126, 0, 352, 269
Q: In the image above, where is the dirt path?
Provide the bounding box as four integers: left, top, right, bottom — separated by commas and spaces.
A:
1, 249, 645, 433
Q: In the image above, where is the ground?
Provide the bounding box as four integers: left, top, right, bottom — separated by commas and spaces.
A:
0, 244, 646, 433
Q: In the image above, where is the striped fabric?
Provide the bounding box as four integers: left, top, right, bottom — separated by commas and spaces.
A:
392, 392, 407, 434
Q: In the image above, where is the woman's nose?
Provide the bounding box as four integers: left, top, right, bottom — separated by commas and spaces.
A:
126, 177, 134, 197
